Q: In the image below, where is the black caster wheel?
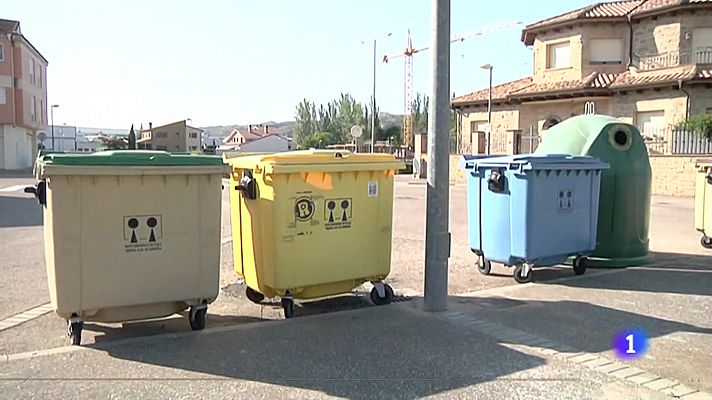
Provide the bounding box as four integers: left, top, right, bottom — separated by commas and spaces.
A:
189, 306, 207, 331
477, 257, 492, 275
68, 320, 83, 346
245, 286, 265, 304
701, 236, 712, 249
370, 284, 394, 306
281, 298, 295, 318
573, 256, 587, 275
513, 264, 532, 284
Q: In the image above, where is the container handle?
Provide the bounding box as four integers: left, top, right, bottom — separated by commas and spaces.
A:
24, 181, 47, 206
235, 172, 258, 200
487, 169, 505, 192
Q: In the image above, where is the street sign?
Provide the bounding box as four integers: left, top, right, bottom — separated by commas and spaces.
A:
350, 125, 363, 138
38, 132, 47, 142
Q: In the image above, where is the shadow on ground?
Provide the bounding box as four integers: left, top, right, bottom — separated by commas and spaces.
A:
451, 295, 712, 354
86, 313, 268, 344
0, 196, 42, 228
538, 251, 712, 296
100, 305, 549, 400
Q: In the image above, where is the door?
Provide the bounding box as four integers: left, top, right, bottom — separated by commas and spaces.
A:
636, 110, 666, 140
692, 27, 712, 64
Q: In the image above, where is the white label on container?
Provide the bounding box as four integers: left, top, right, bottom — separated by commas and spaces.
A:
368, 181, 379, 197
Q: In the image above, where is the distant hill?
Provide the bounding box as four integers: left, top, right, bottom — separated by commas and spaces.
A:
200, 113, 404, 139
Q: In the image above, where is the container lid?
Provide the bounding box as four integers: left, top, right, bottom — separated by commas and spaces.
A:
460, 153, 609, 172
39, 150, 223, 166
226, 149, 405, 173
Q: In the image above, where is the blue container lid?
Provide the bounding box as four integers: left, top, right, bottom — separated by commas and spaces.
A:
460, 153, 609, 172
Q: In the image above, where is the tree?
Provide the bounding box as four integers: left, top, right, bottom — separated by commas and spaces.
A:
300, 132, 339, 149
294, 99, 318, 148
128, 124, 136, 150
382, 125, 402, 145
677, 112, 712, 139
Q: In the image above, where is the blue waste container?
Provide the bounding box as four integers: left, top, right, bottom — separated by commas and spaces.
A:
459, 154, 609, 283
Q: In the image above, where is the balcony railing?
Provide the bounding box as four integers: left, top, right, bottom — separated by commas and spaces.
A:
641, 127, 712, 155
635, 46, 712, 71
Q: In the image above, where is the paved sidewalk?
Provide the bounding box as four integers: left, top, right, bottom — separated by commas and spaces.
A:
0, 302, 675, 400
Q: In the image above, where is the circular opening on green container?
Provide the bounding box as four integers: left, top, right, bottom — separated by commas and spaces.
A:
614, 130, 628, 147
608, 126, 633, 151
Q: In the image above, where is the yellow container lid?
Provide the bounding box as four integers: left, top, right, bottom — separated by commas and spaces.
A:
226, 150, 405, 174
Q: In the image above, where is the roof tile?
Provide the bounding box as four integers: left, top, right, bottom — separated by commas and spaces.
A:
452, 67, 711, 106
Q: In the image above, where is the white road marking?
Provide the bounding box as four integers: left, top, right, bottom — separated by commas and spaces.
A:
0, 303, 54, 331
0, 185, 30, 193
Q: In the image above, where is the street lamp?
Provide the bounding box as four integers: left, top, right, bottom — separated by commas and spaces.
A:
364, 33, 392, 153
50, 104, 59, 150
480, 64, 493, 155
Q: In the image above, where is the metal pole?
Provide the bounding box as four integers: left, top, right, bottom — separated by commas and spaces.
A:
371, 39, 376, 153
487, 67, 492, 155
50, 107, 55, 150
424, 0, 451, 312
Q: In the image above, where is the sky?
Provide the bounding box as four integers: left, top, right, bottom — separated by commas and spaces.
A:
4, 0, 594, 129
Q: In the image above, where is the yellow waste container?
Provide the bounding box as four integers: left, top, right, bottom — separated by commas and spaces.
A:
695, 159, 712, 249
226, 150, 404, 317
25, 151, 227, 345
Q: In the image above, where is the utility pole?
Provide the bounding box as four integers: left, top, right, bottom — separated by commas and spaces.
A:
424, 0, 451, 312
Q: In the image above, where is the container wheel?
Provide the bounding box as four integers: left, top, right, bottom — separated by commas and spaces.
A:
245, 286, 265, 304
513, 264, 532, 284
573, 256, 587, 275
189, 306, 207, 331
477, 257, 492, 275
370, 284, 394, 306
67, 320, 83, 346
701, 236, 712, 249
281, 297, 295, 318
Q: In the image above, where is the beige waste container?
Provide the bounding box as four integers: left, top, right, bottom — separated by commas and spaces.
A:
25, 151, 226, 345
695, 159, 712, 249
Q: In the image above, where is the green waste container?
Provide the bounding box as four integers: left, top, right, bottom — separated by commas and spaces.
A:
535, 115, 652, 267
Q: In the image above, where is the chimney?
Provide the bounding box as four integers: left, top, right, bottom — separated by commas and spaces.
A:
248, 124, 252, 132
149, 122, 153, 130
263, 125, 269, 134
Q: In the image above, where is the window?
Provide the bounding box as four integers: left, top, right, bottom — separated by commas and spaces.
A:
546, 41, 571, 69
156, 131, 168, 138
636, 110, 666, 138
471, 121, 489, 133
30, 59, 35, 85
693, 27, 712, 64
190, 146, 197, 151
0, 44, 4, 61
38, 67, 42, 88
189, 132, 198, 138
30, 96, 36, 122
589, 39, 623, 64
39, 100, 43, 123
0, 88, 5, 105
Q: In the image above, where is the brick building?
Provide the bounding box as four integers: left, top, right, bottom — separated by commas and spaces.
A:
451, 0, 712, 156
0, 18, 48, 170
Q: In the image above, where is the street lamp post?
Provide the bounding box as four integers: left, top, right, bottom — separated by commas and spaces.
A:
480, 64, 493, 155
50, 104, 59, 150
365, 33, 392, 153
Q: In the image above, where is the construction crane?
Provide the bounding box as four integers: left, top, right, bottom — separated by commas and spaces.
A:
382, 21, 523, 148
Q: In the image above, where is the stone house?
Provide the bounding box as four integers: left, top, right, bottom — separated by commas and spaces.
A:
451, 0, 712, 156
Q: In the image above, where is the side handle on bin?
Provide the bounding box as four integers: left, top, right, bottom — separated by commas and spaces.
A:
235, 172, 258, 200
24, 181, 47, 206
487, 169, 505, 193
